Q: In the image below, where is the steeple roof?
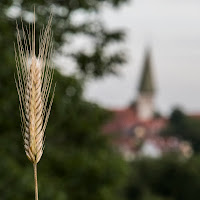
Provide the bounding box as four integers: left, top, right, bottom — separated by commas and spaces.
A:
138, 49, 155, 94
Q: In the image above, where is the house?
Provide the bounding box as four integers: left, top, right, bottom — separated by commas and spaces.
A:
103, 48, 193, 160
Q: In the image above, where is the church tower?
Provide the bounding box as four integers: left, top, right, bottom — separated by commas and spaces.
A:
137, 49, 155, 121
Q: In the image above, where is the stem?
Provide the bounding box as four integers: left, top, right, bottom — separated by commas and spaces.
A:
33, 163, 38, 200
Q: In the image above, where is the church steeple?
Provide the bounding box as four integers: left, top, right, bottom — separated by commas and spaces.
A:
138, 50, 155, 94
137, 48, 155, 121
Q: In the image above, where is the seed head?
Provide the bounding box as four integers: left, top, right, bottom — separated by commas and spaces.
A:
14, 12, 55, 164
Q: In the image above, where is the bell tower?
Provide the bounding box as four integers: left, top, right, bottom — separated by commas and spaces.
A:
137, 49, 155, 121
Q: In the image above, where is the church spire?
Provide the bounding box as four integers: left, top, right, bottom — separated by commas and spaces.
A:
138, 49, 155, 94
136, 48, 155, 121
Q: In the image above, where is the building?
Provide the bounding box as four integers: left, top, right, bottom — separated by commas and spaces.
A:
137, 49, 155, 121
103, 48, 193, 160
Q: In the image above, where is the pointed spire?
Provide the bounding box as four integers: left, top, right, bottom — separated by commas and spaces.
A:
138, 48, 155, 94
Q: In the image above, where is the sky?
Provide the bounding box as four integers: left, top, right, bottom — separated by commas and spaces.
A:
83, 0, 200, 116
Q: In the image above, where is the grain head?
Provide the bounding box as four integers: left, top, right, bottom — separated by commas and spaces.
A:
14, 11, 55, 164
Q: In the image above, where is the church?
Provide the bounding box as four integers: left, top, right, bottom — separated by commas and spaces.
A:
103, 48, 192, 160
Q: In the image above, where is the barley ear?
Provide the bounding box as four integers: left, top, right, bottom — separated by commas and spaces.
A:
15, 8, 55, 200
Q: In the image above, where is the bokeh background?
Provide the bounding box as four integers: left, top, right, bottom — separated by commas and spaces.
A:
1, 0, 200, 200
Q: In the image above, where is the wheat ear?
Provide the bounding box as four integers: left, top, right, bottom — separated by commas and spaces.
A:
14, 9, 55, 200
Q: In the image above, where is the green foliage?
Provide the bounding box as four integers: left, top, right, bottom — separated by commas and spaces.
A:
161, 108, 200, 152
0, 66, 128, 199
0, 0, 129, 199
0, 0, 127, 77
125, 155, 200, 200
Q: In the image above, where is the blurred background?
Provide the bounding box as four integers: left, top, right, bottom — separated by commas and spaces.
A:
1, 0, 200, 200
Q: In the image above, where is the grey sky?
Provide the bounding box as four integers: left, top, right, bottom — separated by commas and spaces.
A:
83, 0, 200, 115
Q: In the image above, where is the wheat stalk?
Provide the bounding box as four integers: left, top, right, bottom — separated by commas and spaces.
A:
14, 8, 55, 200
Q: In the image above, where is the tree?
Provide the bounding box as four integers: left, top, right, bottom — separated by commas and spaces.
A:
0, 0, 127, 77
161, 108, 200, 152
0, 0, 129, 199
125, 155, 200, 200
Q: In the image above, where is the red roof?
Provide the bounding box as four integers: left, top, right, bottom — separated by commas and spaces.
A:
102, 108, 195, 157
103, 107, 167, 135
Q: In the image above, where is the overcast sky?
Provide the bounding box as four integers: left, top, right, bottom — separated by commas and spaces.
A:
82, 0, 200, 115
